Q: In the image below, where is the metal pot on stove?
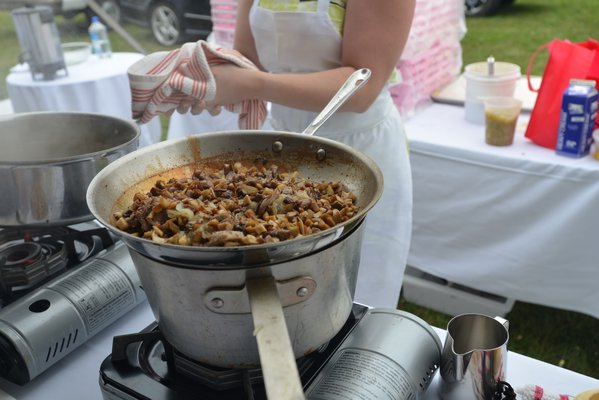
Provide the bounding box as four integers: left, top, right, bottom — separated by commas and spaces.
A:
86, 129, 384, 368
127, 217, 366, 367
0, 112, 139, 227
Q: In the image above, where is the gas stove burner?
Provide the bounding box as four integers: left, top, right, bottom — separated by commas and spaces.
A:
2, 242, 57, 268
172, 334, 327, 391
0, 241, 67, 296
0, 225, 113, 265
0, 221, 115, 307
100, 304, 370, 400
0, 241, 147, 386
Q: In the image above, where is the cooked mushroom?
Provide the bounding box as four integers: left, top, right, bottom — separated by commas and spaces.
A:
113, 159, 359, 247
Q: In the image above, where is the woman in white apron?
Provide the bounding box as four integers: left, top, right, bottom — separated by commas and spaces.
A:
205, 0, 415, 308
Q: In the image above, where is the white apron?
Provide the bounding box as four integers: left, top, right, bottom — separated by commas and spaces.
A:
249, 0, 412, 308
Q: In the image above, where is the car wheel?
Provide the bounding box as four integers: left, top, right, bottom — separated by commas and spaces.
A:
86, 0, 122, 24
100, 0, 122, 23
150, 2, 183, 46
464, 0, 503, 16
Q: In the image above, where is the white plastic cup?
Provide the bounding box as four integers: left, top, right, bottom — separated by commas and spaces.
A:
483, 96, 523, 146
464, 61, 521, 124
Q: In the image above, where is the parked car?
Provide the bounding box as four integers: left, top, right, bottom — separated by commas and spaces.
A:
119, 0, 212, 46
0, 0, 121, 21
465, 0, 515, 17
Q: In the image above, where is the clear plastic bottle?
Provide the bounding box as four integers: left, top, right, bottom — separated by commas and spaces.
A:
88, 16, 112, 58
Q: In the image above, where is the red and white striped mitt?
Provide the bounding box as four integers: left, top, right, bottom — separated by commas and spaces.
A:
127, 40, 267, 130
515, 384, 573, 400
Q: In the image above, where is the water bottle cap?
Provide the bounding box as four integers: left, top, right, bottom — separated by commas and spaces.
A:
91, 16, 99, 22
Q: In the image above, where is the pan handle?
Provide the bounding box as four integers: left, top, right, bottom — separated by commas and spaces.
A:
302, 68, 372, 136
247, 276, 306, 400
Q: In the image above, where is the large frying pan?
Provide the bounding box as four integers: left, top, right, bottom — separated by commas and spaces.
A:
87, 129, 383, 267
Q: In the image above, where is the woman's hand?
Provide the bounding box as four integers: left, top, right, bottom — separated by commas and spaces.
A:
208, 63, 262, 108
175, 63, 261, 116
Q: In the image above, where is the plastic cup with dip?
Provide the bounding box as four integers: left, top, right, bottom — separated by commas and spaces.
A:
464, 59, 521, 124
483, 96, 523, 146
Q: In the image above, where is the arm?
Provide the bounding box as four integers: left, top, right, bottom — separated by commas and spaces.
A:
233, 0, 265, 71
211, 0, 416, 113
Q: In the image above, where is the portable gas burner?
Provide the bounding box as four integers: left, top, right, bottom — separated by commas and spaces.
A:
100, 304, 442, 400
0, 221, 113, 306
0, 221, 146, 385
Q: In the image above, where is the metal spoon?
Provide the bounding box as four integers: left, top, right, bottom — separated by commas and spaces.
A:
302, 68, 372, 135
487, 55, 495, 76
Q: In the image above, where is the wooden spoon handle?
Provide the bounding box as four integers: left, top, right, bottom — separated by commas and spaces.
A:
247, 276, 306, 400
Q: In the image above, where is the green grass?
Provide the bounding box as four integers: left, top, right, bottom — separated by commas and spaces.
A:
1, 0, 598, 380
461, 0, 599, 75
399, 296, 599, 379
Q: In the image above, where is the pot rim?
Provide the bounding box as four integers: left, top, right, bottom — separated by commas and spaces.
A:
0, 111, 140, 166
87, 130, 383, 267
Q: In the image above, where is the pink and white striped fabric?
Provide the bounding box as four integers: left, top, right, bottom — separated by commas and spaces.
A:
128, 40, 267, 130
515, 384, 573, 400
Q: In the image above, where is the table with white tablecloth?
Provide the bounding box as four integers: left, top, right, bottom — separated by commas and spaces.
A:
404, 102, 599, 318
0, 301, 597, 399
167, 99, 599, 318
6, 52, 161, 147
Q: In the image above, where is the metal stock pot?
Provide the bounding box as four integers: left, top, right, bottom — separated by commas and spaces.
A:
86, 130, 384, 369
0, 112, 139, 227
127, 217, 366, 366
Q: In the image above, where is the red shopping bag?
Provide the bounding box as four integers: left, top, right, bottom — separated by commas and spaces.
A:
524, 39, 599, 149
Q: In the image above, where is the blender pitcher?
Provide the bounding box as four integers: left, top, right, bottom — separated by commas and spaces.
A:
440, 313, 509, 400
11, 6, 67, 81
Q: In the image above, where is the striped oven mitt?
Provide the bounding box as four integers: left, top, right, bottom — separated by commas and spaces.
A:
514, 384, 573, 400
127, 40, 267, 130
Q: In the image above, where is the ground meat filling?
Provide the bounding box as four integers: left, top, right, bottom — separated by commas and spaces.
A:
112, 160, 359, 247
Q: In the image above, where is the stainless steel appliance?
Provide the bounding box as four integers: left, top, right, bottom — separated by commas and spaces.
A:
0, 221, 146, 385
11, 6, 67, 81
99, 304, 442, 400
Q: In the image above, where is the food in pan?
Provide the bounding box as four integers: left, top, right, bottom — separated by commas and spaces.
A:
112, 158, 359, 247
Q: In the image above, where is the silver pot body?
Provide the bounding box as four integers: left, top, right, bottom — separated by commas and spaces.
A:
0, 112, 139, 227
128, 218, 365, 368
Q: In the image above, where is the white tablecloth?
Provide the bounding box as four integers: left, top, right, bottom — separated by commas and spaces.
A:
0, 301, 596, 399
6, 52, 162, 147
405, 102, 599, 318
167, 100, 599, 319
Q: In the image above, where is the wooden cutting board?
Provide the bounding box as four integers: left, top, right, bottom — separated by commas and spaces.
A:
432, 75, 542, 112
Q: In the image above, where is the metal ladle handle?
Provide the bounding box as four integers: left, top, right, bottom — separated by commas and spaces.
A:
302, 68, 372, 136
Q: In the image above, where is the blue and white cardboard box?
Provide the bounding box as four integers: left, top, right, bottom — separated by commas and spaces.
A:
556, 79, 598, 158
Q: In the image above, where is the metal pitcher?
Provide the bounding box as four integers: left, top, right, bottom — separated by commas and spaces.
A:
440, 313, 509, 400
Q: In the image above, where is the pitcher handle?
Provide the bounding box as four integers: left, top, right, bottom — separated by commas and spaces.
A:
494, 316, 509, 331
